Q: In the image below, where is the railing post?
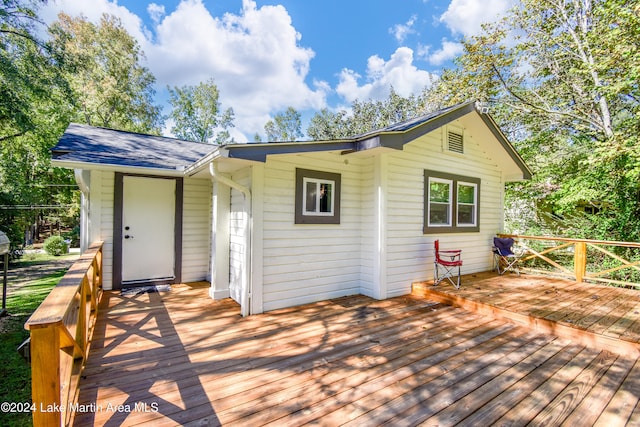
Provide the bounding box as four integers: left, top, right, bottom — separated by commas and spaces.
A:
575, 242, 587, 283
77, 275, 88, 356
30, 324, 62, 426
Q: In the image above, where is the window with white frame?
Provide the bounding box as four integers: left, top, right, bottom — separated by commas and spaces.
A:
427, 177, 453, 227
424, 170, 480, 233
303, 177, 335, 216
457, 181, 477, 226
296, 168, 341, 224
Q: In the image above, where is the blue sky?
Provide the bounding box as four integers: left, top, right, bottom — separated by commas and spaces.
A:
39, 0, 514, 141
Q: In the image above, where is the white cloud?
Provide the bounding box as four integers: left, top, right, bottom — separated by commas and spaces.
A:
39, 0, 147, 41
389, 15, 417, 44
427, 39, 464, 65
147, 3, 166, 25
336, 47, 436, 104
39, 0, 328, 141
440, 0, 515, 36
416, 43, 431, 60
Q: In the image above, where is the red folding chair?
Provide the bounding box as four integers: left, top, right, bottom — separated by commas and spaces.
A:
434, 240, 463, 289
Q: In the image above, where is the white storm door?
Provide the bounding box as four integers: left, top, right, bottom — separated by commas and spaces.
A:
122, 176, 176, 283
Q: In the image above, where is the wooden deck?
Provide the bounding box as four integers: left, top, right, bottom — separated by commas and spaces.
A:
73, 276, 640, 426
413, 271, 640, 357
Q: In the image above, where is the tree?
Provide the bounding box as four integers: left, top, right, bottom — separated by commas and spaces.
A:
167, 78, 235, 144
0, 0, 76, 246
0, 0, 65, 142
429, 0, 640, 241
49, 12, 163, 134
307, 88, 435, 140
307, 109, 351, 141
264, 107, 303, 142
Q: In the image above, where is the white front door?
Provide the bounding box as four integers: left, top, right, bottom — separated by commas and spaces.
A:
122, 176, 176, 284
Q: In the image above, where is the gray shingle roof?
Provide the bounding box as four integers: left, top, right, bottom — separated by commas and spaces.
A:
52, 123, 215, 170
352, 102, 468, 138
51, 101, 531, 180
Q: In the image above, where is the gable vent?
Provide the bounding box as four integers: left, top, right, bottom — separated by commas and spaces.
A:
447, 131, 464, 154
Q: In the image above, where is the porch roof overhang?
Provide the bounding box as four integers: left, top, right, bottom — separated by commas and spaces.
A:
204, 100, 532, 181
225, 140, 355, 162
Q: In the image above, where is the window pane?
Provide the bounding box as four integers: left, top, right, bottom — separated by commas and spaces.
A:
458, 184, 475, 204
429, 202, 450, 225
429, 182, 451, 202
319, 183, 332, 213
458, 205, 475, 225
296, 168, 341, 224
305, 181, 317, 212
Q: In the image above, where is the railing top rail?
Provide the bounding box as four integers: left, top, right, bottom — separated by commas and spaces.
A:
499, 234, 640, 249
25, 241, 104, 330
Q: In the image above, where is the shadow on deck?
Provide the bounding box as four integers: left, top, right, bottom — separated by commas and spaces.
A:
73, 275, 640, 426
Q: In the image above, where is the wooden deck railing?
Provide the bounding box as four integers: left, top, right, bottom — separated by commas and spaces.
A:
499, 234, 640, 287
24, 241, 103, 426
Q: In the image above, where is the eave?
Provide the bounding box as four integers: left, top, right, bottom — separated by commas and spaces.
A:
51, 158, 186, 178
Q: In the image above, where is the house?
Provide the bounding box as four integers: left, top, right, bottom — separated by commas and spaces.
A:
51, 100, 531, 316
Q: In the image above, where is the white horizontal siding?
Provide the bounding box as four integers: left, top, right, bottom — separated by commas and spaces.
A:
98, 171, 114, 290
258, 120, 508, 308
260, 153, 367, 312
384, 119, 506, 296
181, 178, 212, 282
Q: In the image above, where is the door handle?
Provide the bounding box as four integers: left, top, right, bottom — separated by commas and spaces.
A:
124, 235, 134, 239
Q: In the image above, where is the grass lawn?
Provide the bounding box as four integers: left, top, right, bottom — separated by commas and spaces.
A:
0, 253, 77, 427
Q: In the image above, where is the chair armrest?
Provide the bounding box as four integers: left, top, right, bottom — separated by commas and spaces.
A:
440, 249, 461, 256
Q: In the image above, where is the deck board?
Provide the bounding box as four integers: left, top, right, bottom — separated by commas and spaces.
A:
73, 275, 640, 426
414, 272, 640, 356
454, 340, 586, 427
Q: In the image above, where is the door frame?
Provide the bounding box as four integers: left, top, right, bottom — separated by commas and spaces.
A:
113, 173, 184, 290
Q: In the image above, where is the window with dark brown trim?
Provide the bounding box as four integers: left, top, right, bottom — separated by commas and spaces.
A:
295, 168, 341, 224
424, 170, 480, 233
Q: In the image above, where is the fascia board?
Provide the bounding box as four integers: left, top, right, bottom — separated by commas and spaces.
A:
51, 158, 185, 177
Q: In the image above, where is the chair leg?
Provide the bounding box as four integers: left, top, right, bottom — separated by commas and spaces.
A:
434, 262, 461, 289
496, 255, 521, 276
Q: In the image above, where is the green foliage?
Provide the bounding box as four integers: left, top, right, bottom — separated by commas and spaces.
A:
432, 0, 640, 242
3, 8, 167, 250
42, 235, 68, 256
264, 106, 304, 142
48, 12, 163, 134
168, 78, 235, 144
307, 108, 351, 140
0, 0, 77, 248
307, 87, 437, 139
0, 324, 32, 427
0, 0, 60, 142
0, 268, 67, 427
